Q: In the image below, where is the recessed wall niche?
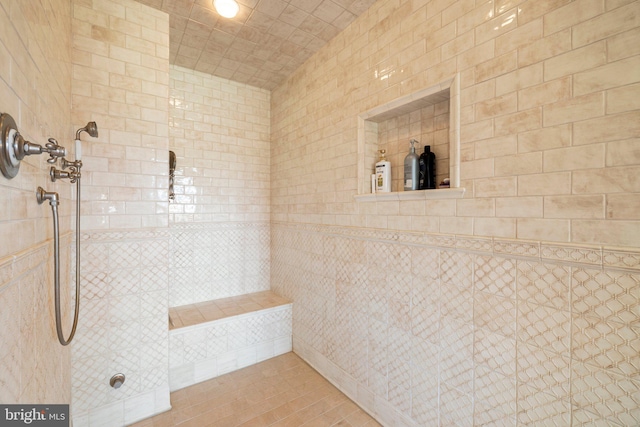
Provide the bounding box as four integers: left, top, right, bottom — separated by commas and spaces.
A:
356, 74, 464, 201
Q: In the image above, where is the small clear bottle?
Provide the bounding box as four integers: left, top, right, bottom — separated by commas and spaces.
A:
404, 139, 420, 191
375, 149, 391, 192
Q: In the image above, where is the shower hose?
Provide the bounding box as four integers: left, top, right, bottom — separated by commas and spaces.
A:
40, 177, 81, 346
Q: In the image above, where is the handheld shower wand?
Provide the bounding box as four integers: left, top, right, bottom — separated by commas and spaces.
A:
74, 121, 97, 160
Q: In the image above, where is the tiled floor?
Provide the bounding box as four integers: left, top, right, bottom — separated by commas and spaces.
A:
129, 353, 381, 427
169, 291, 292, 330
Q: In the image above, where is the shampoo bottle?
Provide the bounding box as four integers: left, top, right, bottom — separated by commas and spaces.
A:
375, 149, 391, 192
419, 145, 436, 189
404, 139, 420, 191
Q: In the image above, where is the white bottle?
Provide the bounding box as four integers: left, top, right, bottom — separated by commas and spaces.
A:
375, 149, 391, 192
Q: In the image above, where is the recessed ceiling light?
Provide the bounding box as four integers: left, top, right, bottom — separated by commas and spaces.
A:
213, 0, 239, 18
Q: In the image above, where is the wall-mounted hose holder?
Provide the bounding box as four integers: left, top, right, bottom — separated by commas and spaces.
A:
0, 112, 67, 179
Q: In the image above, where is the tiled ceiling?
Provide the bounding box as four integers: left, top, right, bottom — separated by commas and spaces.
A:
135, 0, 378, 90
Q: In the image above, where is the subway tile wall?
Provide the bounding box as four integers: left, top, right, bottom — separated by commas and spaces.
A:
0, 0, 73, 408
169, 65, 270, 225
73, 0, 170, 231
272, 223, 640, 426
271, 0, 640, 248
270, 0, 640, 426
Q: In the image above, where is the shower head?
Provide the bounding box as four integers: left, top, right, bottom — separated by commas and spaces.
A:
75, 122, 98, 139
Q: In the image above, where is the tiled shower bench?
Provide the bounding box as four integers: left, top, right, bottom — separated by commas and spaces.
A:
168, 291, 292, 391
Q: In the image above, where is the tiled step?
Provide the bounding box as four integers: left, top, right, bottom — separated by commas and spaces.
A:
168, 290, 292, 391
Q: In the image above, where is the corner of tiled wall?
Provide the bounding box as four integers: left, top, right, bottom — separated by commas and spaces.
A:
0, 0, 73, 409
70, 0, 171, 425
270, 0, 640, 425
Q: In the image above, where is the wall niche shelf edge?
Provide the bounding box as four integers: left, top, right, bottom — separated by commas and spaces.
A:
356, 74, 462, 202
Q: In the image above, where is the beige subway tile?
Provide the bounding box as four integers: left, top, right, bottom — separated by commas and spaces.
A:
543, 92, 604, 127
606, 194, 640, 219
607, 27, 640, 62
460, 159, 494, 179
518, 77, 571, 111
517, 29, 571, 68
516, 0, 572, 25
74, 4, 110, 28
474, 217, 516, 238
572, 220, 640, 247
606, 138, 640, 167
411, 215, 440, 232
109, 44, 141, 64
475, 135, 517, 159
495, 152, 542, 176
573, 111, 640, 145
475, 93, 518, 120
574, 56, 640, 97
110, 16, 141, 38
110, 74, 142, 93
73, 63, 110, 85
457, 198, 495, 217
387, 215, 413, 231
517, 124, 571, 153
73, 94, 109, 115
440, 31, 475, 62
517, 218, 570, 242
110, 101, 141, 119
461, 141, 475, 161
399, 200, 425, 216
457, 1, 495, 34
475, 7, 519, 45
126, 6, 158, 28
442, 0, 476, 26
461, 119, 494, 142
543, 41, 606, 82
456, 40, 495, 71
425, 199, 457, 216
461, 80, 496, 106
494, 108, 541, 136
475, 51, 518, 83
572, 1, 639, 47
496, 63, 543, 96
439, 216, 474, 235
518, 172, 572, 196
496, 196, 543, 217
544, 195, 605, 219
73, 34, 110, 57
543, 0, 604, 35
543, 144, 605, 172
495, 18, 543, 56
428, 21, 458, 50
475, 177, 518, 197
91, 25, 126, 47
572, 165, 640, 194
606, 83, 640, 114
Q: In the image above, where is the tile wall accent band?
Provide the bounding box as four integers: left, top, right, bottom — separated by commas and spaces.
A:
0, 232, 73, 287
272, 221, 639, 270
